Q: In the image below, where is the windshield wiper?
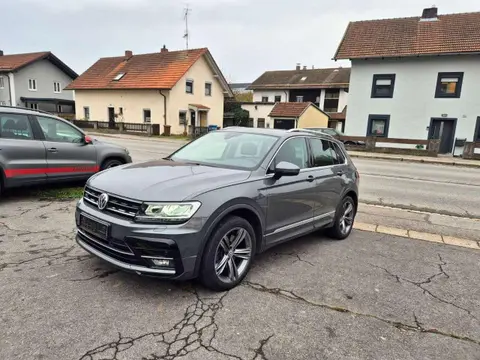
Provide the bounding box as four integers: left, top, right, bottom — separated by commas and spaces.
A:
162, 157, 174, 161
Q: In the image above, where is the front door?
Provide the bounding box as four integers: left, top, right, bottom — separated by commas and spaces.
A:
264, 137, 315, 245
429, 118, 456, 154
0, 112, 47, 186
34, 115, 98, 181
108, 107, 115, 128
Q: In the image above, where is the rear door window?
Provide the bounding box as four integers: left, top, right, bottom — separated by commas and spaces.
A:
331, 142, 346, 164
0, 113, 34, 140
36, 116, 84, 143
308, 138, 334, 167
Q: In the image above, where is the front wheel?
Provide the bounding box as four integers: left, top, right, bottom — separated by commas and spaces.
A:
200, 216, 256, 291
327, 196, 356, 240
101, 159, 124, 170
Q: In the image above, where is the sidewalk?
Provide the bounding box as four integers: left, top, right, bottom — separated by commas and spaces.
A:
348, 150, 480, 168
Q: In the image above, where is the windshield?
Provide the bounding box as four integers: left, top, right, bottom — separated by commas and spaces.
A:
170, 131, 279, 170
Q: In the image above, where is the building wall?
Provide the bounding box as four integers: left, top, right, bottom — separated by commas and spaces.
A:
241, 103, 275, 128
345, 56, 480, 145
14, 59, 75, 110
338, 89, 349, 112
167, 55, 225, 134
297, 106, 329, 128
0, 74, 11, 105
73, 89, 166, 123
252, 90, 289, 103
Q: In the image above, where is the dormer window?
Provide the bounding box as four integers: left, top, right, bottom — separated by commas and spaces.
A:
114, 73, 125, 81
300, 76, 307, 81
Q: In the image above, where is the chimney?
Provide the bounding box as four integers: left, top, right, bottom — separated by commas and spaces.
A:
303, 66, 307, 70
296, 63, 301, 71
421, 6, 438, 20
161, 45, 168, 53
124, 50, 133, 59
0, 50, 3, 56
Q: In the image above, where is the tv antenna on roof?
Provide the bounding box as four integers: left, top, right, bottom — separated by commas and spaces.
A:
183, 4, 191, 50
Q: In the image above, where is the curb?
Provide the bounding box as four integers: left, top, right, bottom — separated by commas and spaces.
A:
348, 154, 480, 168
353, 222, 480, 250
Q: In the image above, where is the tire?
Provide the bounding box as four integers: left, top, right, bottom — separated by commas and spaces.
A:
101, 159, 124, 170
327, 196, 356, 240
199, 216, 256, 291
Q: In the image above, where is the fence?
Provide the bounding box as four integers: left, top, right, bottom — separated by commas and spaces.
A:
339, 135, 480, 159
70, 120, 160, 136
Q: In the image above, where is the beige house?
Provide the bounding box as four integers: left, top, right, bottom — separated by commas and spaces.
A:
66, 47, 233, 135
269, 102, 329, 129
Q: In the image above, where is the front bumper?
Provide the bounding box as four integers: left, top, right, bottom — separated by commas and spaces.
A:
75, 198, 206, 280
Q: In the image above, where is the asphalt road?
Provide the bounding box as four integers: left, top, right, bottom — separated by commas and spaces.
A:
94, 134, 480, 219
1, 197, 479, 360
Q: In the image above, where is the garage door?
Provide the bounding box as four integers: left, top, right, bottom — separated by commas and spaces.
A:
274, 119, 295, 130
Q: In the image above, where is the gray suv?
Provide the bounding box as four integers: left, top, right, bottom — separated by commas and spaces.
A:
0, 106, 132, 197
75, 127, 359, 291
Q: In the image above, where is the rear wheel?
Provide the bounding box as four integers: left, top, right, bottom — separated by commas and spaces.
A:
200, 216, 256, 291
327, 196, 356, 240
101, 159, 124, 170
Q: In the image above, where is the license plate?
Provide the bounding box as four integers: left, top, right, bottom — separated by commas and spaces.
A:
80, 214, 109, 240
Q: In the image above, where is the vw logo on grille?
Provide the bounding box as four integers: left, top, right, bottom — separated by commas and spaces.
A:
97, 193, 109, 210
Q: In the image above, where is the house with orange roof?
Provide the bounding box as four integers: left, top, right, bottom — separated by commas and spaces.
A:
0, 50, 77, 113
66, 46, 233, 135
335, 6, 480, 155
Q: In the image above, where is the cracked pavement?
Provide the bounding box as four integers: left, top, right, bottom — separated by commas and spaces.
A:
1, 197, 479, 360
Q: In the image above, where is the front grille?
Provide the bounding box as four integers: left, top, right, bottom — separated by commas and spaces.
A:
83, 186, 142, 219
78, 227, 133, 255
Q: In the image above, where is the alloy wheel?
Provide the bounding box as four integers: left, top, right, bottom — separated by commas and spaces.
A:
339, 200, 354, 235
214, 227, 252, 283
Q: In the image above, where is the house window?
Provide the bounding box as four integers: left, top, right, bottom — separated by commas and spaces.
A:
0, 76, 4, 89
29, 103, 39, 110
371, 74, 395, 98
323, 89, 340, 112
274, 96, 281, 102
119, 107, 123, 115
367, 115, 390, 137
28, 79, 37, 91
257, 118, 265, 128
296, 96, 304, 102
143, 109, 151, 123
205, 82, 212, 96
114, 73, 125, 81
262, 96, 269, 102
474, 117, 480, 142
83, 107, 90, 120
179, 111, 187, 125
186, 79, 194, 94
435, 72, 464, 98
53, 81, 61, 93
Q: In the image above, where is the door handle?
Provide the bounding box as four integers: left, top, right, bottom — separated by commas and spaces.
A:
336, 171, 345, 176
48, 148, 58, 153
307, 175, 315, 182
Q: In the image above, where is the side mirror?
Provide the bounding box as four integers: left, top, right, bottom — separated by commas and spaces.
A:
273, 161, 300, 179
84, 135, 93, 144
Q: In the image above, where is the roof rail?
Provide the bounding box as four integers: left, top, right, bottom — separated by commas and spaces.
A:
288, 128, 335, 139
0, 105, 54, 116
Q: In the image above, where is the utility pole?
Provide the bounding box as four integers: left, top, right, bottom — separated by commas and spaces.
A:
183, 4, 191, 50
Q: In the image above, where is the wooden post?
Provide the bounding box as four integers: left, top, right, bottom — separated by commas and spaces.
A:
93, 121, 98, 130
118, 122, 124, 132
365, 136, 376, 152
427, 139, 440, 156
462, 142, 475, 159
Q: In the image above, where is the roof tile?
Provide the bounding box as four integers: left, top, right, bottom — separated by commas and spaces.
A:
249, 68, 350, 90
335, 11, 480, 59
269, 102, 314, 117
66, 48, 208, 90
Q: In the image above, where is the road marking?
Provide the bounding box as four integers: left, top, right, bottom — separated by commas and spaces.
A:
354, 222, 480, 251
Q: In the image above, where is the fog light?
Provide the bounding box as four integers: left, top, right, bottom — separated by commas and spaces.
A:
151, 259, 172, 267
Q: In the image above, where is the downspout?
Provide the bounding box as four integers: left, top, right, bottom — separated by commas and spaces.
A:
159, 90, 167, 126
284, 90, 288, 102
7, 72, 16, 106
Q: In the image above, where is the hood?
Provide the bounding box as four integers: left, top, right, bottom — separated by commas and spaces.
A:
87, 159, 251, 201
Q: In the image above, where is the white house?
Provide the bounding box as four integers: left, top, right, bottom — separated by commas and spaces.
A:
335, 6, 480, 154
247, 66, 350, 131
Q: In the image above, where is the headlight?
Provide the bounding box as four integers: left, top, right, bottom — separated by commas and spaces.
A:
136, 201, 201, 223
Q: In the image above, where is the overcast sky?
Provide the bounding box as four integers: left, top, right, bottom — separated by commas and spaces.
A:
3, 0, 479, 82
